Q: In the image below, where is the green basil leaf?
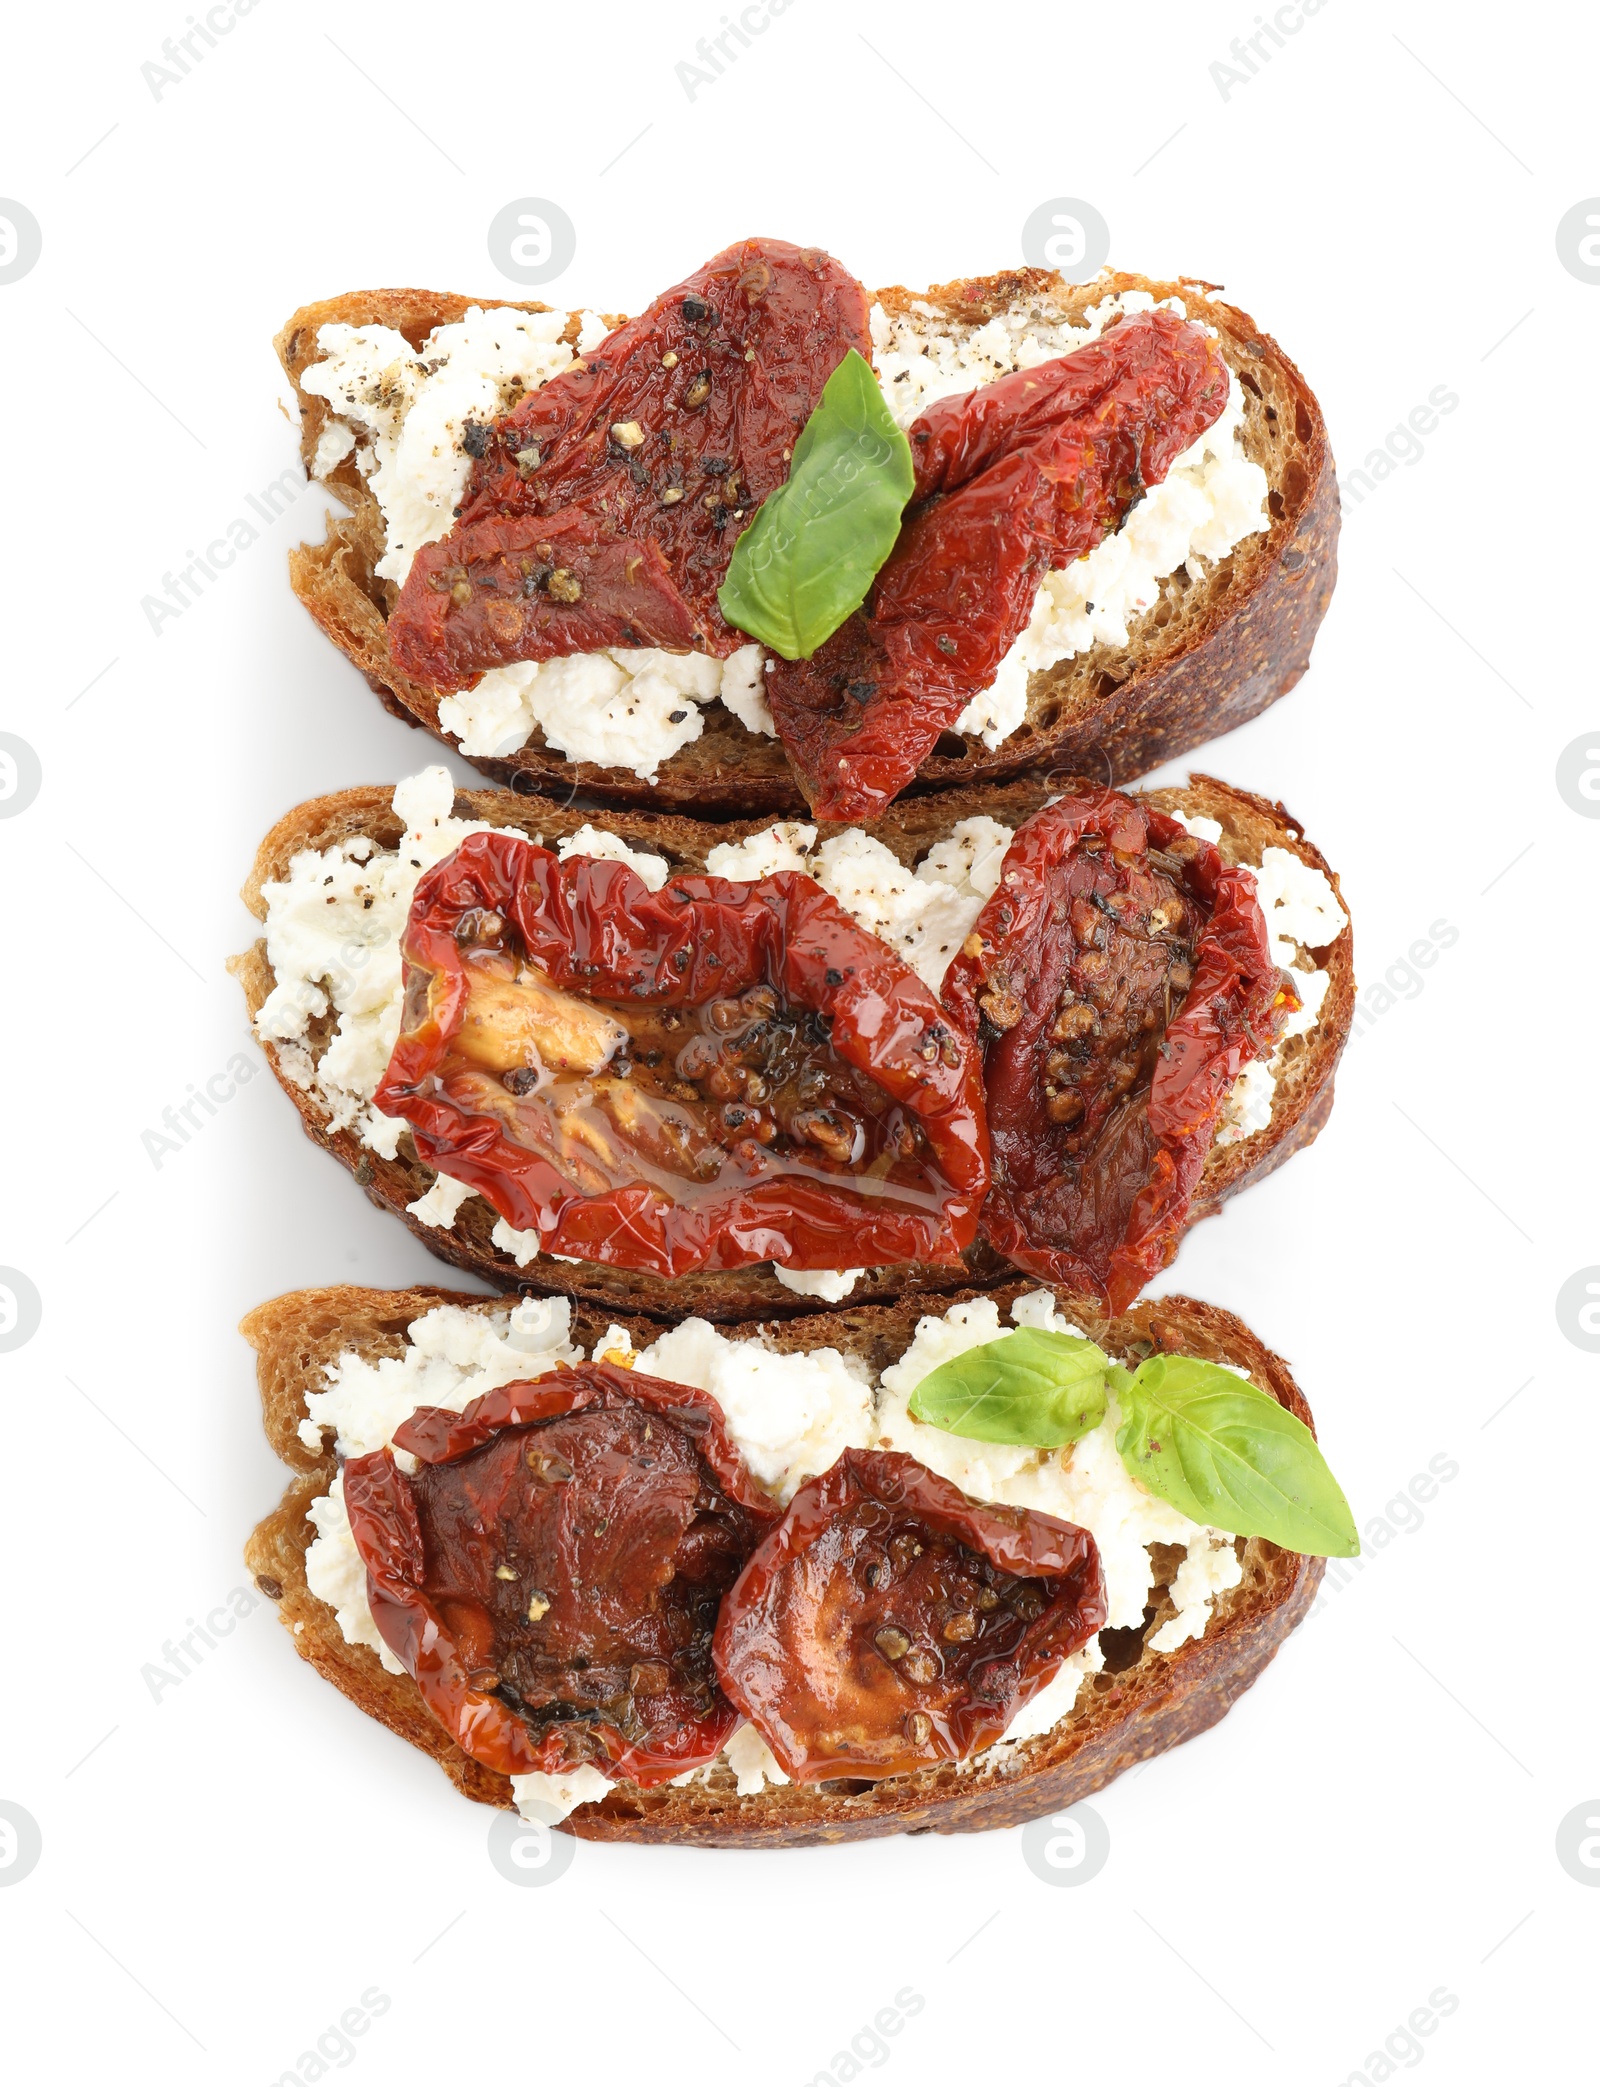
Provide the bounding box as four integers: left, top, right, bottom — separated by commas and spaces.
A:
717, 348, 915, 659
1115, 1356, 1359, 1557
907, 1328, 1111, 1448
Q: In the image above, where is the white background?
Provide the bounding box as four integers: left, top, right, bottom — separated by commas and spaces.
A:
1, 0, 1595, 2080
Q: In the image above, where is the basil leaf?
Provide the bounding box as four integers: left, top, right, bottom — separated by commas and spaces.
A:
907, 1328, 1111, 1448
718, 348, 914, 659
1115, 1356, 1359, 1558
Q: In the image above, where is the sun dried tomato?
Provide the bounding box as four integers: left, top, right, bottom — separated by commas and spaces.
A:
373, 831, 990, 1278
766, 308, 1230, 821
713, 1448, 1105, 1780
941, 788, 1297, 1312
342, 1362, 779, 1785
388, 238, 872, 689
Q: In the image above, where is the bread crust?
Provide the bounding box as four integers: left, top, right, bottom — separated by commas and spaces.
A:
244, 1279, 1324, 1844
231, 772, 1351, 1318
275, 268, 1337, 815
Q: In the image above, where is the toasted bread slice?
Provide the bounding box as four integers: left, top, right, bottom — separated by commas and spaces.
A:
275, 268, 1337, 816
243, 1279, 1324, 1845
231, 772, 1352, 1320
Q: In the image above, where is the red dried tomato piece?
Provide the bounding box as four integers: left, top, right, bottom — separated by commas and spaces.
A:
766, 309, 1230, 821
941, 788, 1296, 1312
343, 1362, 779, 1785
713, 1448, 1106, 1780
388, 238, 872, 689
373, 831, 990, 1278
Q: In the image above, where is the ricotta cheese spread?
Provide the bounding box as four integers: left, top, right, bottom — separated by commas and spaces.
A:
436, 644, 767, 781
553, 823, 670, 890
302, 281, 1269, 773
299, 1286, 1248, 1818
1171, 814, 1347, 1146
770, 1264, 866, 1303
704, 815, 1012, 994
254, 767, 496, 1161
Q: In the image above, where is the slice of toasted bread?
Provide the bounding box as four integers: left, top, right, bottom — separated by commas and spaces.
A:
243, 1279, 1324, 1845
231, 772, 1352, 1320
275, 267, 1336, 815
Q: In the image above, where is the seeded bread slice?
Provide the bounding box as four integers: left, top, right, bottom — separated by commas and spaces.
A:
275, 267, 1336, 816
243, 1279, 1324, 1845
230, 771, 1351, 1320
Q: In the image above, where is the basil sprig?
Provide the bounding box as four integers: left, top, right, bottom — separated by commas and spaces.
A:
905, 1333, 1358, 1558
908, 1328, 1111, 1448
718, 348, 914, 659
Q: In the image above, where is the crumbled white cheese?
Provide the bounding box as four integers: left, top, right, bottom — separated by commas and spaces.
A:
1254, 845, 1347, 966
1280, 961, 1331, 1040
955, 634, 1032, 749
704, 821, 819, 880
311, 417, 355, 476
705, 815, 1012, 994
1213, 1058, 1277, 1146
298, 1296, 580, 1462
555, 824, 670, 891
717, 644, 774, 735
510, 1764, 614, 1824
1175, 811, 1223, 846
588, 1323, 630, 1361
406, 1172, 476, 1229
438, 646, 738, 780
723, 1723, 790, 1796
996, 1640, 1107, 1743
912, 818, 1014, 907
491, 1218, 543, 1267
1148, 1537, 1245, 1653
1006, 1286, 1084, 1335
255, 766, 495, 1159
1172, 813, 1347, 1149
633, 1318, 874, 1503
871, 291, 1170, 425
772, 1265, 864, 1303
575, 311, 611, 355
433, 663, 541, 760
814, 823, 1012, 993
303, 308, 584, 585
305, 1478, 405, 1675
463, 645, 759, 768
